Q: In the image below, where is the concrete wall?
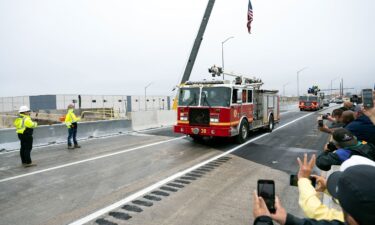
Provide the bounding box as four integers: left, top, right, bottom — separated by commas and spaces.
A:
30, 95, 57, 111
0, 94, 173, 114
0, 96, 29, 112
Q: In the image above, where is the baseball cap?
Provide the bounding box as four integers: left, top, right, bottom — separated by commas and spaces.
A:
327, 156, 375, 224
332, 128, 357, 147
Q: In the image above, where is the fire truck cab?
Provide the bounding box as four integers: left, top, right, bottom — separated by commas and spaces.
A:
173, 71, 280, 143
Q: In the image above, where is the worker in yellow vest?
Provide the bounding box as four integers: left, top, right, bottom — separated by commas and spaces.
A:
13, 106, 38, 167
65, 104, 81, 149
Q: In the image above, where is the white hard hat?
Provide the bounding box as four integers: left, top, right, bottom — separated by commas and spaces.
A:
19, 105, 30, 113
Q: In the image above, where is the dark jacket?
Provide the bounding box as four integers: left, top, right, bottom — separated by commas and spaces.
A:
345, 115, 375, 145
316, 143, 375, 171
253, 214, 344, 225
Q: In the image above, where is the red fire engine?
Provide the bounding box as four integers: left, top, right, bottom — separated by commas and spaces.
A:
298, 95, 323, 111
173, 66, 280, 143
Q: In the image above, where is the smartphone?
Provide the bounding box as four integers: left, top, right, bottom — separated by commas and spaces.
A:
289, 174, 316, 187
318, 120, 323, 127
257, 179, 276, 213
362, 89, 374, 108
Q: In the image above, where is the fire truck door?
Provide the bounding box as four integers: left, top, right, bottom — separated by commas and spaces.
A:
236, 88, 244, 116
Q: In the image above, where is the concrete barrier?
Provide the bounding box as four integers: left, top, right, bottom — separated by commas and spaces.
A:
0, 119, 132, 151
0, 110, 176, 152
130, 110, 176, 131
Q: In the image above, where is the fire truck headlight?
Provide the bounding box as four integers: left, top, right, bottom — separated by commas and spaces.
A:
180, 116, 188, 121
210, 118, 219, 123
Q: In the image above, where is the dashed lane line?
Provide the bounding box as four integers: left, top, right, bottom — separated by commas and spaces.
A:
0, 136, 185, 183
69, 112, 314, 225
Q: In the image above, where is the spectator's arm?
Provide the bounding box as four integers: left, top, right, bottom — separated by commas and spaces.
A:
318, 125, 332, 134
316, 152, 341, 171
285, 214, 344, 225
25, 117, 37, 128
298, 178, 344, 221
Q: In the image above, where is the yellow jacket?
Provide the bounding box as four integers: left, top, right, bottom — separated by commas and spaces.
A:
65, 109, 80, 128
14, 114, 38, 134
298, 178, 344, 222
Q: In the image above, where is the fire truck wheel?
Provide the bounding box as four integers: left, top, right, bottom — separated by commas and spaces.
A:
236, 120, 249, 144
266, 115, 275, 132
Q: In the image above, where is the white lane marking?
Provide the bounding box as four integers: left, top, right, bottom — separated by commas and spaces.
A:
0, 136, 184, 183
69, 112, 314, 225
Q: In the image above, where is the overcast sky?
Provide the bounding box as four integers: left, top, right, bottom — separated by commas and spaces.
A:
0, 0, 374, 97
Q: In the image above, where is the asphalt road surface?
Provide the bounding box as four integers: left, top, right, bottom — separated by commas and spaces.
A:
0, 106, 336, 225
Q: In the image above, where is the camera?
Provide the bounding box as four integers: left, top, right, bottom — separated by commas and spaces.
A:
326, 141, 337, 152
318, 119, 324, 127
322, 113, 330, 120
290, 174, 316, 187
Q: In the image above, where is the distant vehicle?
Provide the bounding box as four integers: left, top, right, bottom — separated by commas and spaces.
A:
323, 99, 330, 107
335, 98, 344, 104
299, 95, 323, 111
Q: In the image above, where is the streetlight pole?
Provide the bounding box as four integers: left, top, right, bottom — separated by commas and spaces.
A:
144, 82, 153, 111
221, 36, 234, 80
330, 76, 340, 99
296, 67, 308, 97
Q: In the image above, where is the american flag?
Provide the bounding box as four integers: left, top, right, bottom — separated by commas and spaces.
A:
247, 0, 253, 33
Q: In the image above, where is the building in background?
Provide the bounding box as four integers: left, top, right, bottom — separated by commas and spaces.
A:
0, 94, 173, 116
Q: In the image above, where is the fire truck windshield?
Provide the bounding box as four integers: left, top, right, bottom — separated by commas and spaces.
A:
178, 87, 231, 107
201, 87, 231, 107
299, 96, 318, 101
179, 88, 200, 106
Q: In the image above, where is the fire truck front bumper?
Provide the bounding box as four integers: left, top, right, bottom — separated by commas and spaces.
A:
300, 106, 318, 111
174, 124, 233, 137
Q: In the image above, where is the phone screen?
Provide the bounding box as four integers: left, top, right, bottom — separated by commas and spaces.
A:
362, 89, 374, 108
318, 120, 323, 127
257, 180, 275, 213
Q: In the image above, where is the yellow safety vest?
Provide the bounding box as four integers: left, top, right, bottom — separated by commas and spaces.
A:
13, 114, 38, 134
65, 109, 80, 128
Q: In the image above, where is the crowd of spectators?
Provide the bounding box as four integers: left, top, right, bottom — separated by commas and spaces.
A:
252, 92, 375, 225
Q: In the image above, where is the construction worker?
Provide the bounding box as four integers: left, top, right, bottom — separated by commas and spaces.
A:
13, 106, 38, 167
65, 104, 81, 149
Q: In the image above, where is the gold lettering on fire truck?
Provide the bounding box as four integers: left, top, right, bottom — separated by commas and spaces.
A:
234, 109, 238, 118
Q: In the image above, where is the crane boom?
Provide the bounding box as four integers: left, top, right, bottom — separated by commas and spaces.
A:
180, 0, 216, 84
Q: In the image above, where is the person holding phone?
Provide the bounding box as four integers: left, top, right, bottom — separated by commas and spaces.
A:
316, 128, 375, 171
252, 157, 375, 225
296, 154, 344, 222
361, 89, 375, 125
